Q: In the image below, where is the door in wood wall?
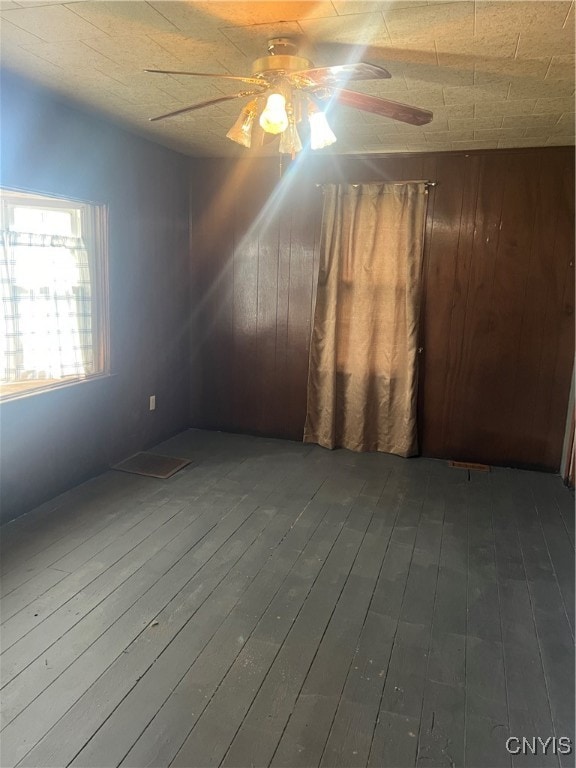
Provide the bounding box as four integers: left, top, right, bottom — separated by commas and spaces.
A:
418, 149, 574, 471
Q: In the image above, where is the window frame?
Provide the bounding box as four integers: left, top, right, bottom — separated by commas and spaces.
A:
0, 188, 110, 401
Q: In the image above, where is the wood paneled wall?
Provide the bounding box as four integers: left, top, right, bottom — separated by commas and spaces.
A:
1, 71, 190, 522
189, 147, 574, 471
189, 158, 322, 441
421, 148, 574, 471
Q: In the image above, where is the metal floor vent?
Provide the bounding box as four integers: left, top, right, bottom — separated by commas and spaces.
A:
113, 452, 192, 479
448, 460, 490, 472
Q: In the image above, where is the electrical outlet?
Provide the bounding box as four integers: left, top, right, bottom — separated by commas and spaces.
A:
149, 395, 156, 411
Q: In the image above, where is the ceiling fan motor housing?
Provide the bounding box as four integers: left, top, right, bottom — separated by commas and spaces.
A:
267, 37, 299, 55
252, 37, 312, 78
252, 54, 313, 78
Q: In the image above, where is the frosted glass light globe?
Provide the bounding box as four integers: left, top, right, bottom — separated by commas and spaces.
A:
259, 93, 289, 135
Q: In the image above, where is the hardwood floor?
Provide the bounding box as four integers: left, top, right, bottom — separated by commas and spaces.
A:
1, 429, 574, 768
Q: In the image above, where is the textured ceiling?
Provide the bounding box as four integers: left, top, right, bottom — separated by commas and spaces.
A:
1, 0, 574, 157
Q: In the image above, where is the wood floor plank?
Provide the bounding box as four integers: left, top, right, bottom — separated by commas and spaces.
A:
320, 611, 397, 768
0, 490, 154, 597
535, 519, 575, 636
2, 476, 283, 681
368, 711, 419, 768
427, 630, 466, 689
527, 473, 575, 631
0, 461, 232, 597
0, 448, 255, 596
400, 546, 441, 627
1, 499, 187, 644
4, 497, 268, 767
442, 485, 468, 526
2, 547, 173, 730
466, 472, 493, 529
416, 679, 465, 767
270, 507, 392, 767
219, 506, 375, 768
0, 567, 70, 623
372, 477, 445, 765
1, 488, 270, 722
467, 521, 502, 644
505, 644, 560, 768
71, 499, 335, 768
378, 621, 430, 722
507, 707, 560, 768
508, 478, 575, 759
433, 526, 468, 637
1, 499, 200, 682
50, 492, 205, 575
14, 462, 332, 767
368, 542, 415, 619
0, 494, 253, 728
320, 480, 431, 768
0, 430, 572, 768
465, 692, 511, 768
530, 602, 575, 762
491, 471, 568, 768
550, 482, 575, 549
0, 472, 146, 563
465, 635, 511, 768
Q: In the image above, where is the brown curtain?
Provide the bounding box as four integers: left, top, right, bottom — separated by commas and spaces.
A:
303, 182, 428, 457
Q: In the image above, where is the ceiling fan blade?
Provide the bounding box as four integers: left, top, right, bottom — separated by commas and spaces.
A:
308, 41, 457, 67
306, 42, 543, 87
145, 69, 266, 86
287, 62, 391, 88
317, 88, 433, 126
149, 91, 264, 122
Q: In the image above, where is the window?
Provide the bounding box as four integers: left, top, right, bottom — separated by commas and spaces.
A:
0, 189, 108, 399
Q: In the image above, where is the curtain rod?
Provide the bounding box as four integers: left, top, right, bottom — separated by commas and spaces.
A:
315, 181, 437, 188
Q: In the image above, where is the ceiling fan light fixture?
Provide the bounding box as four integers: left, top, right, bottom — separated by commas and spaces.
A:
146, 38, 434, 151
309, 109, 337, 150
259, 93, 289, 135
226, 100, 257, 148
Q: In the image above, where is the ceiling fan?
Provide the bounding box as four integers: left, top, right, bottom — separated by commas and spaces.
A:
145, 37, 434, 154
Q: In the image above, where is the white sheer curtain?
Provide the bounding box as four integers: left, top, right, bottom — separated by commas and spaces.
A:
0, 231, 93, 383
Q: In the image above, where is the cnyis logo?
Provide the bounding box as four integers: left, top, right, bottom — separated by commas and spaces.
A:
506, 737, 573, 756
